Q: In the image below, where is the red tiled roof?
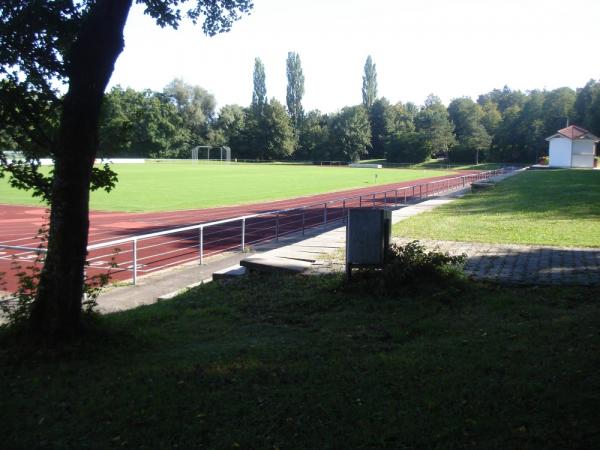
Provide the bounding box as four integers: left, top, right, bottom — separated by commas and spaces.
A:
557, 125, 590, 140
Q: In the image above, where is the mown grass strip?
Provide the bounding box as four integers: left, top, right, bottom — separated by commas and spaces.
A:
394, 169, 600, 247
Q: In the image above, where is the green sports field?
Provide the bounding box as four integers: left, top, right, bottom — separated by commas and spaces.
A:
0, 162, 454, 212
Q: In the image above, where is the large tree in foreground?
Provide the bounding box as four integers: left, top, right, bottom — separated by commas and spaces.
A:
0, 0, 252, 338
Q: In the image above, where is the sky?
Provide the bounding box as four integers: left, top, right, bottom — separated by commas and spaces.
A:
109, 0, 600, 113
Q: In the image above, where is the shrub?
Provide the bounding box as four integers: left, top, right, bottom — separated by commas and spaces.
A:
377, 241, 467, 295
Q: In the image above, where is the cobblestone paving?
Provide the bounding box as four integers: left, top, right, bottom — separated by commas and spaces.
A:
393, 238, 600, 286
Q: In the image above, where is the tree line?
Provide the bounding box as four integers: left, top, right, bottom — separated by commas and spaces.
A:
5, 53, 598, 165
85, 56, 600, 164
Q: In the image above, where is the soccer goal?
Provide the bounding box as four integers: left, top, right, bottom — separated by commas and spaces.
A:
191, 145, 231, 163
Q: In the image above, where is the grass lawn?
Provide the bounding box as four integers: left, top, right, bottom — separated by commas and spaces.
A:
1, 274, 599, 449
394, 169, 600, 247
0, 162, 453, 212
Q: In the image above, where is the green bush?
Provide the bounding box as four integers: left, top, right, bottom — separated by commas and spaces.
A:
381, 240, 467, 290
348, 241, 468, 296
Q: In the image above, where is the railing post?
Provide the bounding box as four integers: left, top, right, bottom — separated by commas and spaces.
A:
394, 189, 398, 206
404, 188, 407, 204
276, 213, 279, 241
419, 185, 422, 199
132, 239, 138, 285
324, 202, 327, 224
241, 218, 246, 252
359, 196, 362, 208
384, 191, 387, 205
199, 226, 204, 265
372, 193, 376, 207
342, 199, 346, 221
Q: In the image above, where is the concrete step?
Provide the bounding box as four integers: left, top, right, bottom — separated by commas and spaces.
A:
213, 265, 247, 280
471, 181, 495, 191
240, 255, 312, 274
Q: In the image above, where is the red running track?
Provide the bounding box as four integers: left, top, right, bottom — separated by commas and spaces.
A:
0, 171, 484, 291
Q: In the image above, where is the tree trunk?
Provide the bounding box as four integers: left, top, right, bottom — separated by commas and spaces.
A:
30, 0, 132, 338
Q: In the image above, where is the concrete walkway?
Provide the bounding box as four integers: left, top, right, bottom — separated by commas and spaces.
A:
92, 167, 599, 313
94, 219, 347, 313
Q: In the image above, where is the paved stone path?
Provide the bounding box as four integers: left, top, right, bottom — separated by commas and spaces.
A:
392, 238, 600, 286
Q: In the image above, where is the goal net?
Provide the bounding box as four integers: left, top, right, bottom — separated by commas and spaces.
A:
191, 146, 231, 163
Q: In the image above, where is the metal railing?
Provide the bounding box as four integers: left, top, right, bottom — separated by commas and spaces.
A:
0, 168, 507, 286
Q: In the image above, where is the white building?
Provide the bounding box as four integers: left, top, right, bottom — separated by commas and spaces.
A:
546, 125, 598, 168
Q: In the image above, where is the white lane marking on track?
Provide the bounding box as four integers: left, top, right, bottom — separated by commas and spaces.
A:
88, 260, 109, 266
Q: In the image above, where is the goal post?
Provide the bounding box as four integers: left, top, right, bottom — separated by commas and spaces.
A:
222, 146, 231, 163
190, 145, 231, 163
